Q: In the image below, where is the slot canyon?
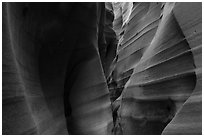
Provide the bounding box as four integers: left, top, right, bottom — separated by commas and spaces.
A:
2, 2, 202, 135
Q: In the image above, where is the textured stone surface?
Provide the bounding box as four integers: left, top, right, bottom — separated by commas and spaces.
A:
2, 2, 113, 135
2, 2, 202, 135
110, 2, 202, 135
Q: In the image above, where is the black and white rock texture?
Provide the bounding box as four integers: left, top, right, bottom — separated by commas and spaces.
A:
2, 2, 202, 135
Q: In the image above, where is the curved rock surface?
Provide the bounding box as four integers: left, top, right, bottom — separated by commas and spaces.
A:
2, 2, 202, 135
110, 2, 202, 135
162, 2, 202, 134
3, 2, 113, 135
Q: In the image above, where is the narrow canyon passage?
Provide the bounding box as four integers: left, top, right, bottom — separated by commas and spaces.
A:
2, 2, 202, 135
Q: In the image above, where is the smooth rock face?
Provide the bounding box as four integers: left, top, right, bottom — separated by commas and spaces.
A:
2, 2, 202, 135
162, 2, 202, 134
2, 2, 113, 135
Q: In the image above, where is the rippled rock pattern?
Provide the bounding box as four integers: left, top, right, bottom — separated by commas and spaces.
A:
2, 2, 202, 135
162, 3, 202, 134
110, 2, 202, 135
